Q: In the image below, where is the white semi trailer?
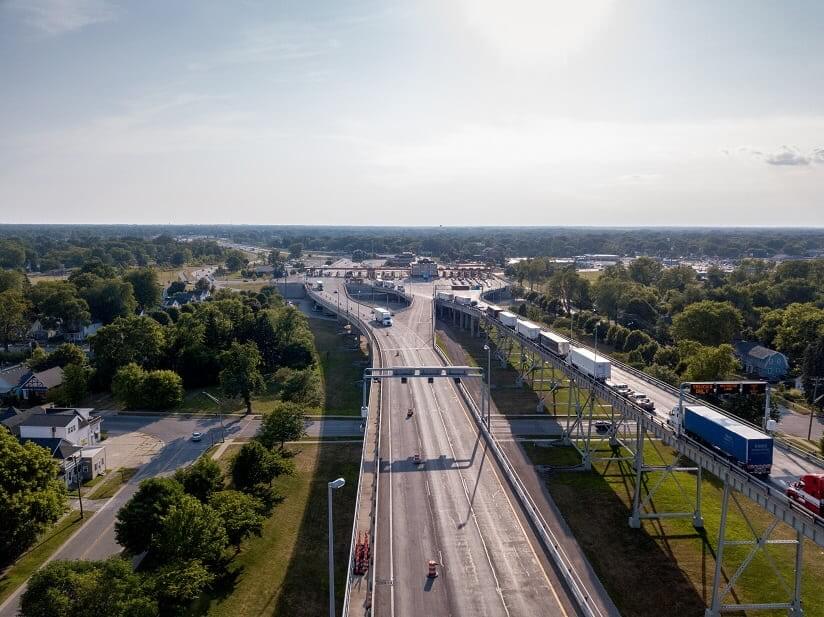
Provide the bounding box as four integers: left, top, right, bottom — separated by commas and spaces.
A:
568, 346, 611, 381
516, 319, 541, 340
374, 307, 393, 326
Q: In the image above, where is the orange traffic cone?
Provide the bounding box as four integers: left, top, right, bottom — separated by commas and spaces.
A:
427, 560, 439, 578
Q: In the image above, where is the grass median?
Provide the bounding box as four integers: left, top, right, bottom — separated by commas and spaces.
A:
0, 510, 84, 605
86, 468, 138, 500
527, 440, 824, 617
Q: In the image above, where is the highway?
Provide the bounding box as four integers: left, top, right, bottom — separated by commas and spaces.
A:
316, 280, 577, 617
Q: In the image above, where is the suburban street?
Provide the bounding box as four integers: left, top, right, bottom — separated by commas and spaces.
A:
0, 413, 362, 617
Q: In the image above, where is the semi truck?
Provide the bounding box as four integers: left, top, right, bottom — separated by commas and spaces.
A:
669, 405, 773, 476
516, 319, 541, 340
315, 280, 324, 291
786, 474, 824, 515
498, 311, 517, 328
455, 295, 472, 306
539, 331, 570, 357
435, 291, 454, 302
486, 304, 504, 319
373, 307, 393, 326
568, 347, 611, 381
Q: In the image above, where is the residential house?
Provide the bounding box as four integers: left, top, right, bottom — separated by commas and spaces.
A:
27, 320, 56, 341
17, 366, 64, 400
734, 341, 790, 381
66, 322, 102, 343
18, 406, 102, 445
163, 289, 210, 309
5, 406, 106, 486
0, 365, 29, 397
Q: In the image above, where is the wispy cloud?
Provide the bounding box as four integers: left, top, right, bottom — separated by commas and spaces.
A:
725, 144, 824, 166
764, 145, 810, 166
6, 0, 117, 35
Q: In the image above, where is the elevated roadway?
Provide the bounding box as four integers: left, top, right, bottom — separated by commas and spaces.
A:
311, 279, 591, 617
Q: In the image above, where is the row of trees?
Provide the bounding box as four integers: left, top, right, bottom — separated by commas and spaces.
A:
0, 234, 229, 272
20, 402, 308, 616
90, 287, 320, 411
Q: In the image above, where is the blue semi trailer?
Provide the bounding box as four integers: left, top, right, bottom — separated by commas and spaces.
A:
669, 404, 773, 476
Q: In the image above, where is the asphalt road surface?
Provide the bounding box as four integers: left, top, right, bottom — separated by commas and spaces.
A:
318, 279, 576, 617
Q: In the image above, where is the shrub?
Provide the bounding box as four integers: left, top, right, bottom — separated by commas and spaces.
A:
623, 329, 652, 352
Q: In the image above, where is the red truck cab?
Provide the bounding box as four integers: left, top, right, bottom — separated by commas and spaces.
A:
786, 474, 824, 515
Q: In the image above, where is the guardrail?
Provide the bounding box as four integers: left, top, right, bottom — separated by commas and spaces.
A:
436, 299, 824, 543
306, 286, 381, 616
477, 285, 824, 470
431, 332, 607, 617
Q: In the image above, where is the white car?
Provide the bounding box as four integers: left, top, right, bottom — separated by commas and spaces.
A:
191, 431, 203, 442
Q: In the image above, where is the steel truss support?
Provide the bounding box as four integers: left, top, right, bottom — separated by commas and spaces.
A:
628, 423, 704, 529
705, 476, 804, 616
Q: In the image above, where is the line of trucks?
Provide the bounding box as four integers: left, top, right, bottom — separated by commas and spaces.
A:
434, 295, 824, 503
375, 279, 405, 293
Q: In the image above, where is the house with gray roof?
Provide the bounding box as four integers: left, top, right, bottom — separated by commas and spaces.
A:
734, 341, 790, 381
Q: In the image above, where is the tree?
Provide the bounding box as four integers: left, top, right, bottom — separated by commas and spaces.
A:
682, 344, 739, 382
115, 477, 185, 555
141, 370, 184, 409
643, 364, 680, 386
802, 336, 824, 404
657, 265, 697, 292
123, 268, 162, 310
112, 363, 148, 409
623, 330, 652, 352
0, 289, 29, 351
231, 441, 292, 490
774, 303, 824, 363
0, 269, 26, 294
209, 490, 264, 549
175, 457, 224, 503
29, 281, 90, 332
0, 430, 67, 560
225, 250, 247, 272
288, 242, 303, 259
149, 559, 213, 613
21, 557, 157, 617
219, 341, 265, 414
592, 277, 631, 321
258, 401, 306, 450
58, 363, 90, 406
0, 239, 26, 268
167, 280, 186, 295
90, 316, 166, 385
628, 257, 663, 286
32, 343, 86, 370
152, 494, 228, 565
671, 301, 743, 346
81, 279, 137, 324
352, 249, 366, 262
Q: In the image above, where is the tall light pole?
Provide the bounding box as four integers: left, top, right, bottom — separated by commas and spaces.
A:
483, 344, 492, 429
328, 477, 346, 617
201, 391, 226, 443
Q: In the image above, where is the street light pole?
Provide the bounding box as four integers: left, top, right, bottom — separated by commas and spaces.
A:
201, 391, 226, 443
484, 344, 492, 429
328, 477, 346, 617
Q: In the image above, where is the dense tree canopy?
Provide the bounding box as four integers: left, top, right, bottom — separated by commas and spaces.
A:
0, 430, 67, 561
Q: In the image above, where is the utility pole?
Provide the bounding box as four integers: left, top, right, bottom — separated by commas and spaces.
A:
807, 377, 824, 441
74, 453, 84, 518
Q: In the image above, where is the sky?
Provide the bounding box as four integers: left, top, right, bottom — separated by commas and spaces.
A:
1, 0, 824, 226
